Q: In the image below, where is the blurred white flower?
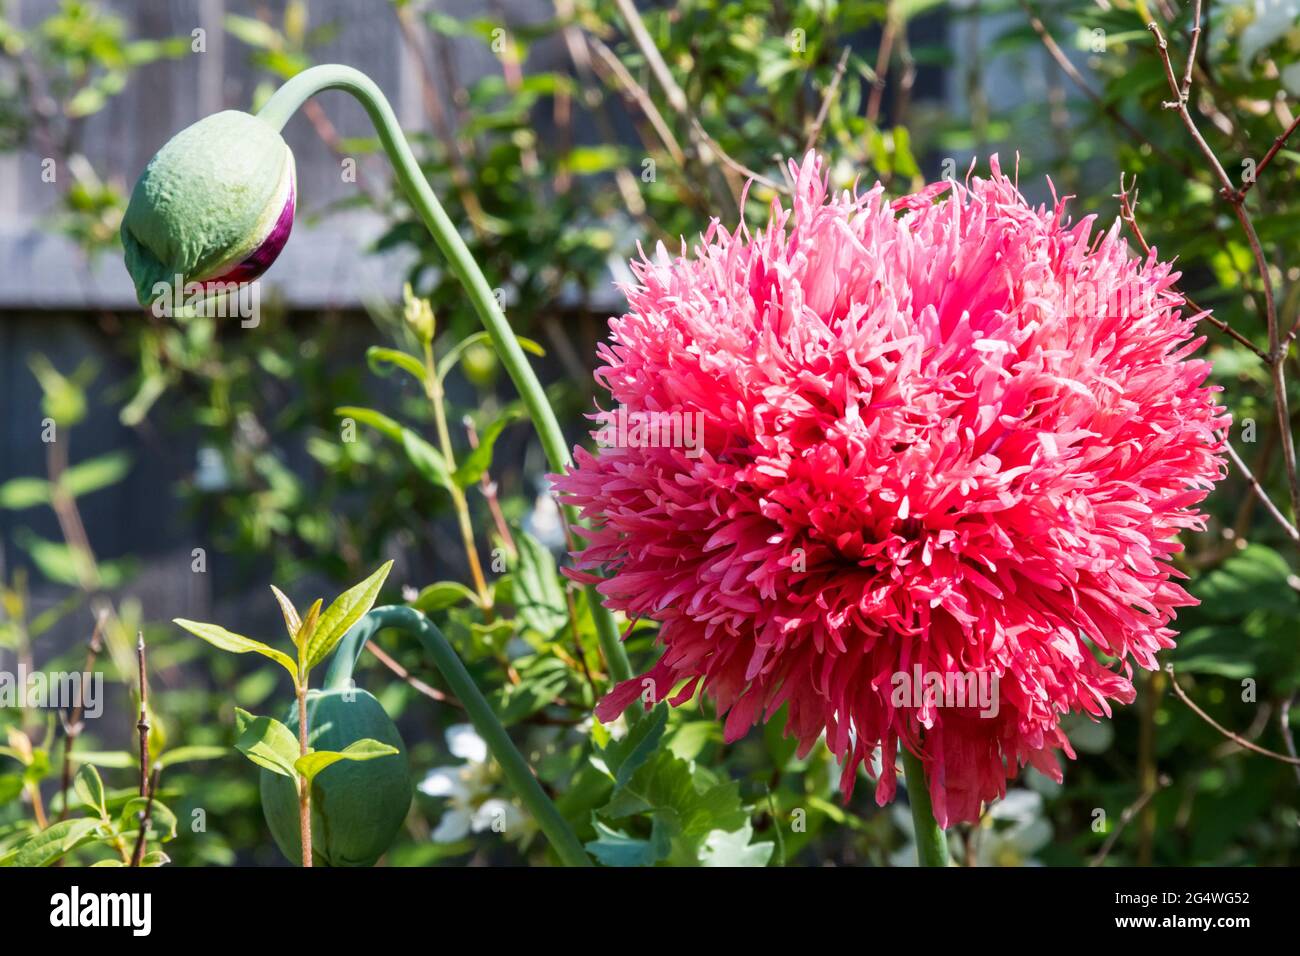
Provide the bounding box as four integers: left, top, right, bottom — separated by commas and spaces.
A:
418, 723, 532, 844
890, 788, 1051, 867
523, 485, 567, 552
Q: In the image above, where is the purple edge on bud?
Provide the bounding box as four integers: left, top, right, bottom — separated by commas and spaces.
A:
206, 174, 296, 287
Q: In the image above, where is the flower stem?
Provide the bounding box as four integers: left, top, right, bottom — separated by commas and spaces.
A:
325, 606, 592, 866
296, 684, 312, 868
901, 748, 949, 867
422, 340, 493, 615
257, 65, 632, 690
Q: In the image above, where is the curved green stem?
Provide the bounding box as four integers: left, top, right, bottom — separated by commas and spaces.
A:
326, 606, 592, 867
257, 65, 632, 689
901, 748, 949, 867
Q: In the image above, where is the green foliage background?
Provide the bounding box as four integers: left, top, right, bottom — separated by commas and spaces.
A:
1, 0, 1298, 866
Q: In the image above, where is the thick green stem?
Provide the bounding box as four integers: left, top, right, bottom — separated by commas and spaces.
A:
325, 606, 592, 867
257, 65, 632, 690
901, 748, 949, 867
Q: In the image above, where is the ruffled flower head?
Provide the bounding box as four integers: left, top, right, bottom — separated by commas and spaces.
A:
555, 153, 1228, 825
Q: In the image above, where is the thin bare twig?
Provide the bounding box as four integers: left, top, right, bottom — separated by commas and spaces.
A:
363, 640, 583, 725
1280, 692, 1300, 787
1179, 0, 1202, 101
1019, 1, 1193, 176
129, 766, 161, 867
135, 632, 149, 798
1166, 665, 1300, 766
1089, 774, 1169, 866
58, 611, 105, 821
1149, 20, 1300, 547
1116, 175, 1266, 357
1224, 442, 1300, 541
806, 47, 851, 153
1236, 112, 1300, 201
586, 34, 686, 168
606, 0, 782, 198
866, 4, 897, 127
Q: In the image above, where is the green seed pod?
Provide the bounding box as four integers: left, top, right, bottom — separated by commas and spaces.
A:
121, 110, 296, 308
260, 687, 412, 867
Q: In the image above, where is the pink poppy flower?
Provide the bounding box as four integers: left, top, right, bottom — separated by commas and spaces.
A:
555, 153, 1228, 826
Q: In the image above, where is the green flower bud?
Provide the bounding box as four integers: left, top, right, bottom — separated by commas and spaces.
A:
121, 110, 296, 307
260, 687, 412, 867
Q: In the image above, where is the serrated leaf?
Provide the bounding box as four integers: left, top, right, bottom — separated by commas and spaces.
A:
294, 738, 399, 784
232, 708, 300, 779
602, 705, 668, 789
173, 619, 298, 685
301, 561, 393, 673
586, 819, 666, 866
597, 749, 755, 867
698, 823, 773, 866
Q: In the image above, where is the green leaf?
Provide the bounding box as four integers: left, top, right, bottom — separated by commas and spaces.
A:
493, 656, 572, 725
336, 406, 403, 443
601, 705, 668, 789
232, 708, 300, 779
511, 531, 568, 637
15, 533, 84, 586
223, 13, 283, 49
0, 477, 52, 510
453, 411, 520, 488
293, 739, 399, 784
73, 764, 106, 817
119, 797, 178, 842
173, 619, 299, 685
596, 749, 758, 867
698, 823, 773, 867
295, 598, 323, 650
61, 452, 131, 498
155, 745, 227, 769
411, 580, 480, 613
586, 819, 666, 866
11, 818, 101, 867
366, 346, 427, 384
66, 750, 135, 769
269, 585, 301, 640
1171, 625, 1259, 678
566, 145, 626, 175
401, 430, 454, 492
1193, 545, 1298, 618
436, 331, 544, 382
301, 561, 394, 673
